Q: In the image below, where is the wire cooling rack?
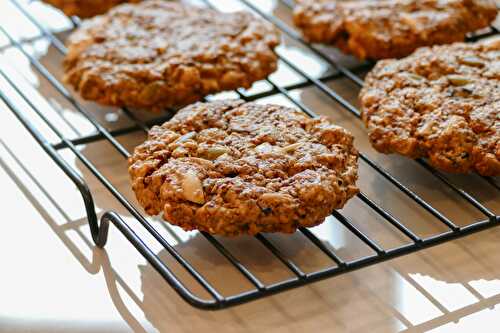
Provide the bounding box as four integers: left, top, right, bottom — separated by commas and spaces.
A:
0, 0, 499, 310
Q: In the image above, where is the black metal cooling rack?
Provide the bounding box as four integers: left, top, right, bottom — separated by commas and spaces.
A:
0, 0, 499, 310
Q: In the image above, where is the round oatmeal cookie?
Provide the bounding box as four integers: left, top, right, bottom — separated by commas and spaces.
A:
43, 0, 142, 18
360, 37, 500, 176
293, 0, 498, 60
128, 100, 359, 236
64, 0, 280, 112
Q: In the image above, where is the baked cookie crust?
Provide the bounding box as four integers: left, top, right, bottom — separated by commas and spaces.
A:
64, 0, 280, 111
129, 100, 359, 236
360, 38, 500, 176
293, 0, 498, 60
43, 0, 142, 18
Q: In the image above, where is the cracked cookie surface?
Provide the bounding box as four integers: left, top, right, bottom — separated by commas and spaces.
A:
129, 100, 359, 236
360, 38, 500, 176
294, 0, 498, 60
64, 0, 280, 111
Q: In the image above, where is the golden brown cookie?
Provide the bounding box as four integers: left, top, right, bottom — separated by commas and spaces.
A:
360, 38, 500, 176
129, 100, 359, 236
43, 0, 142, 18
294, 0, 498, 60
64, 0, 280, 111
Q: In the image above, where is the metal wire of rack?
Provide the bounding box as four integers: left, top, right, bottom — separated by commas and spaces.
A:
0, 0, 499, 311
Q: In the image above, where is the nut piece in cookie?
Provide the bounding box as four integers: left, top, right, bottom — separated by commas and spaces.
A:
128, 100, 359, 236
64, 0, 280, 111
294, 0, 498, 60
42, 0, 142, 18
360, 37, 500, 176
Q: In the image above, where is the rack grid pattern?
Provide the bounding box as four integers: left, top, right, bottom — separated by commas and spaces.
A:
0, 0, 499, 310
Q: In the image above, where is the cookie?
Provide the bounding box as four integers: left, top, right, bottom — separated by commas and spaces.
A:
360, 37, 500, 176
64, 0, 280, 111
293, 0, 498, 60
128, 100, 359, 236
42, 0, 142, 18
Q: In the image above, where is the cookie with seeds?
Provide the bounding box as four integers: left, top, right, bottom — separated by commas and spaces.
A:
293, 0, 498, 60
64, 0, 280, 111
128, 100, 359, 236
360, 37, 500, 176
43, 0, 142, 18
